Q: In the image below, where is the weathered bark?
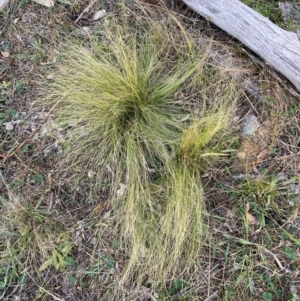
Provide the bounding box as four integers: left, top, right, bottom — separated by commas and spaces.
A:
182, 0, 300, 92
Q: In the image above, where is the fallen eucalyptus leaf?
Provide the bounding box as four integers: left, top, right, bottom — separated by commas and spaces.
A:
1, 51, 10, 58
257, 149, 269, 160
245, 202, 257, 225
102, 211, 110, 220
39, 257, 54, 272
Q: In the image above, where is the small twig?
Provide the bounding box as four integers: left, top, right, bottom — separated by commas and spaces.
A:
0, 70, 7, 80
0, 101, 59, 162
0, 170, 8, 191
242, 90, 260, 116
75, 0, 97, 23
26, 272, 65, 301
204, 291, 219, 301
261, 247, 292, 274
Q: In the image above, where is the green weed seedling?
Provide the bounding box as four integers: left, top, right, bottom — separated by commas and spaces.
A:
284, 246, 298, 262
8, 178, 24, 189
39, 241, 73, 272
169, 278, 190, 298
32, 173, 45, 184
15, 80, 25, 94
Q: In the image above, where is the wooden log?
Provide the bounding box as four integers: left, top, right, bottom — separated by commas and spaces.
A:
181, 0, 300, 92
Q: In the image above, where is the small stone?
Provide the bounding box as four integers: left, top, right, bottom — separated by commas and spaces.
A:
116, 183, 127, 196
102, 211, 110, 219
279, 2, 300, 34
290, 285, 297, 294
242, 114, 259, 136
92, 9, 106, 21
279, 2, 294, 19
289, 184, 300, 194
4, 122, 14, 131
88, 170, 96, 178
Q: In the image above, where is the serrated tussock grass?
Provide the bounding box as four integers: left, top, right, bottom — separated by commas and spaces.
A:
166, 76, 239, 270
41, 10, 240, 288
46, 22, 205, 187
155, 93, 238, 279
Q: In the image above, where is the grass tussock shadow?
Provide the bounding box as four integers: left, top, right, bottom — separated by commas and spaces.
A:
36, 4, 241, 290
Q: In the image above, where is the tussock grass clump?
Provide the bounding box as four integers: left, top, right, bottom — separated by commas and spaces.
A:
156, 94, 238, 278
41, 8, 240, 288
46, 24, 205, 188
43, 14, 206, 279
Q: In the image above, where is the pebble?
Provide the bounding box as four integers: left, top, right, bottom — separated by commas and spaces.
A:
242, 114, 259, 136
3, 122, 14, 131
92, 10, 107, 21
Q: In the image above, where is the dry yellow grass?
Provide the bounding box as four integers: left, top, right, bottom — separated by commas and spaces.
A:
36, 7, 240, 289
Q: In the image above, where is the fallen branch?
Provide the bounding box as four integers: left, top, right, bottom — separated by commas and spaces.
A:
182, 0, 300, 92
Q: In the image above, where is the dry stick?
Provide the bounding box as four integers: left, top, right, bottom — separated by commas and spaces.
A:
0, 101, 59, 162
25, 272, 65, 301
0, 70, 7, 80
204, 291, 219, 301
213, 228, 292, 274
262, 247, 292, 274
75, 0, 98, 23
242, 90, 260, 116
